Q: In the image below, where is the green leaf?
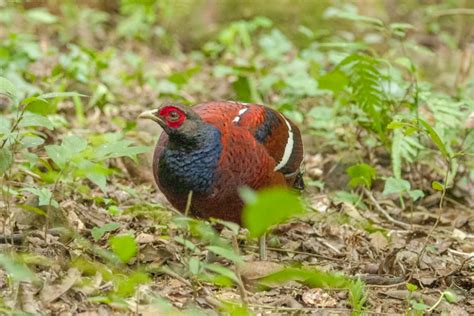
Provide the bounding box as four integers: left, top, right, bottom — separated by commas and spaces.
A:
63, 135, 88, 155
346, 163, 376, 188
24, 98, 56, 115
443, 290, 459, 303
241, 187, 305, 238
318, 70, 349, 93
91, 222, 120, 241
261, 267, 351, 289
205, 263, 239, 283
0, 148, 13, 175
18, 112, 54, 130
22, 187, 59, 208
108, 234, 137, 263
0, 254, 37, 282
411, 300, 429, 311
0, 76, 18, 103
417, 118, 449, 159
233, 76, 252, 103
173, 237, 197, 251
383, 177, 411, 195
431, 181, 444, 191
26, 8, 58, 24
406, 283, 418, 292
188, 257, 201, 275
206, 246, 243, 264
39, 91, 86, 99
45, 145, 68, 168
408, 190, 424, 201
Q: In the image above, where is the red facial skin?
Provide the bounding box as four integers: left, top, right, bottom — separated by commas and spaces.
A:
158, 106, 186, 128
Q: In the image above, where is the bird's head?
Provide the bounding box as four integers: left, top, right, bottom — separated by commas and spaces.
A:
139, 104, 205, 145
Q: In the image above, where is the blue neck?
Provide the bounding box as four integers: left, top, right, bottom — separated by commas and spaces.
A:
157, 125, 222, 195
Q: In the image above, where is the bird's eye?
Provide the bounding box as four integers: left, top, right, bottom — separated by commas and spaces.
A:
168, 110, 180, 121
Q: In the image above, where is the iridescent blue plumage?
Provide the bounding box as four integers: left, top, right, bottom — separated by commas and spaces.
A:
157, 124, 222, 195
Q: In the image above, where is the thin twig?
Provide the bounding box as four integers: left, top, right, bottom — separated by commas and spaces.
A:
231, 236, 248, 304
363, 188, 411, 230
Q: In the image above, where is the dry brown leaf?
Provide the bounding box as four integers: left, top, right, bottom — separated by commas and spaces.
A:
301, 288, 337, 307
40, 268, 81, 304
370, 231, 388, 251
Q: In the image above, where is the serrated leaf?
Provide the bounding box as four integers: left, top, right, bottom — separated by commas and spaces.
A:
0, 76, 18, 103
108, 234, 137, 263
241, 187, 305, 238
0, 148, 13, 175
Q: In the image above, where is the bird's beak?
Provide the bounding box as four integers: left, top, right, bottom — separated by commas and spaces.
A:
138, 110, 164, 125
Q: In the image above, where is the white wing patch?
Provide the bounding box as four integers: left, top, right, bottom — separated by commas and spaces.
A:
232, 107, 249, 123
274, 115, 294, 171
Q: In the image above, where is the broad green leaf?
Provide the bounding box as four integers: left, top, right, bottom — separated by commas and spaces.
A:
241, 187, 305, 238
109, 234, 137, 263
206, 246, 243, 264
0, 254, 37, 282
0, 148, 13, 175
18, 112, 53, 130
115, 271, 149, 297
62, 135, 88, 155
431, 181, 444, 191
0, 76, 18, 103
346, 163, 376, 188
21, 135, 45, 148
22, 187, 59, 208
233, 76, 252, 103
24, 98, 56, 115
91, 222, 120, 241
318, 70, 349, 93
383, 177, 411, 195
45, 144, 68, 168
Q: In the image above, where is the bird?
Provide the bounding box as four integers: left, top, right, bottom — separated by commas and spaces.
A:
139, 101, 304, 259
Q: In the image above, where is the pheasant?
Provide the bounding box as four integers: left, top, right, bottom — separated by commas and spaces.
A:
139, 101, 304, 259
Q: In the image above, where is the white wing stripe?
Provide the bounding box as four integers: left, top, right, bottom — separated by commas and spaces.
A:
274, 115, 294, 171
232, 107, 248, 123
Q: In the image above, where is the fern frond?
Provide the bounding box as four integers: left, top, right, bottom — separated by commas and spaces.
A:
338, 54, 387, 140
